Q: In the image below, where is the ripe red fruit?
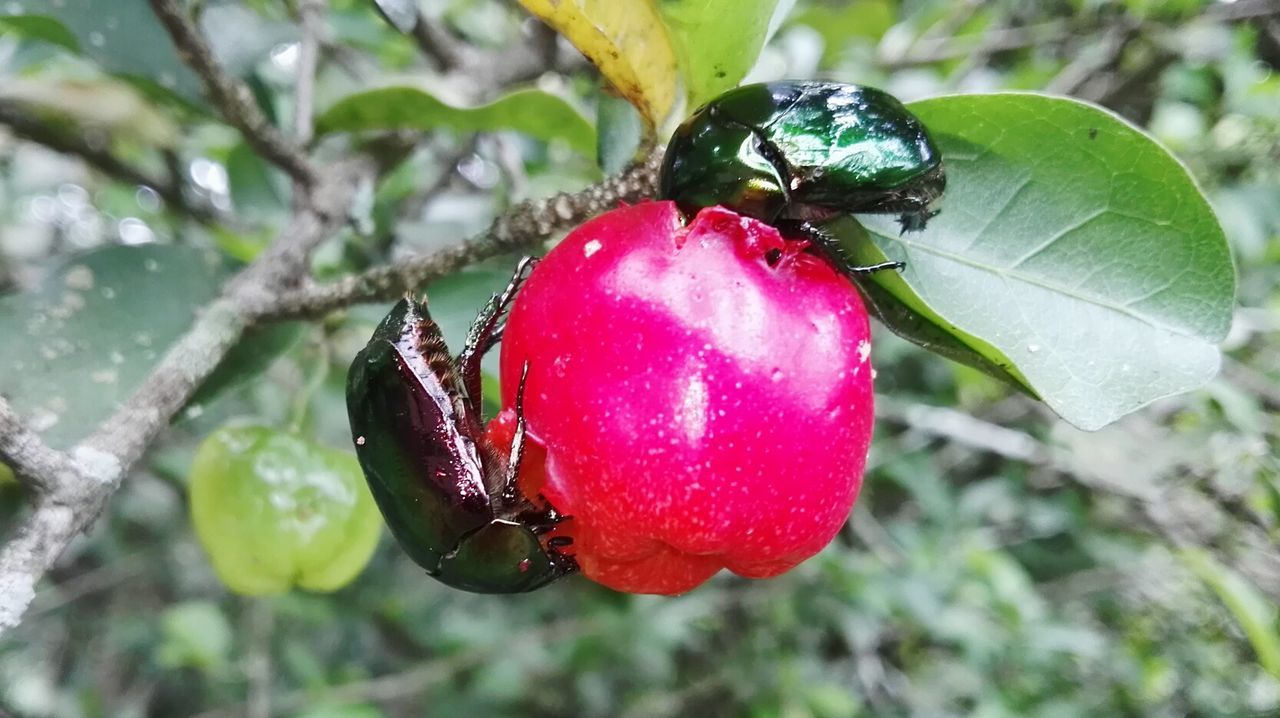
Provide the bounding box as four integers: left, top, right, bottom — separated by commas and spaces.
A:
491, 201, 875, 594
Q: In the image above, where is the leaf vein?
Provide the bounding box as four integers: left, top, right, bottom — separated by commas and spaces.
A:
1006, 207, 1107, 270
963, 173, 1033, 253
888, 233, 1198, 339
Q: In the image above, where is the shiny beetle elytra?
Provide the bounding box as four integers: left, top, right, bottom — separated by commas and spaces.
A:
659, 81, 946, 275
345, 258, 576, 593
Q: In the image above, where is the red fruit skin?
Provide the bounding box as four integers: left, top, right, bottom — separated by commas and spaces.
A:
496, 201, 875, 595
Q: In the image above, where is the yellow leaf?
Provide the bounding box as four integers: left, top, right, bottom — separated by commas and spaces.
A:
518, 0, 677, 129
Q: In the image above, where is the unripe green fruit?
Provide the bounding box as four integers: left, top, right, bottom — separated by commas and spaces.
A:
189, 425, 381, 595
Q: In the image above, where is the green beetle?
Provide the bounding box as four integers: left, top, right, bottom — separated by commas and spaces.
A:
346, 259, 576, 593
660, 81, 945, 273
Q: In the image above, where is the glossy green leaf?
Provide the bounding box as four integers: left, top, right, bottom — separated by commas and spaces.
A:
850, 93, 1234, 430
658, 0, 782, 108
1182, 548, 1280, 679
836, 217, 1033, 393
316, 87, 596, 157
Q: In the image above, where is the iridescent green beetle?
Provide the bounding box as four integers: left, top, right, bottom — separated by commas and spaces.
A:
660, 81, 945, 273
346, 259, 576, 593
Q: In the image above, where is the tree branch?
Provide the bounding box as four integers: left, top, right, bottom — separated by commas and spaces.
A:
291, 0, 326, 146
394, 9, 571, 93
0, 101, 227, 226
878, 1, 1280, 71
147, 0, 315, 185
83, 157, 373, 473
0, 399, 76, 496
263, 150, 663, 320
0, 155, 372, 635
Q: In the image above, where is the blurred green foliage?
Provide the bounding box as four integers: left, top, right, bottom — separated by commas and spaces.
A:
1, 0, 1278, 716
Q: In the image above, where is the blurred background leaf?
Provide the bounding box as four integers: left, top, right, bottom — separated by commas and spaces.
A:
316, 87, 597, 157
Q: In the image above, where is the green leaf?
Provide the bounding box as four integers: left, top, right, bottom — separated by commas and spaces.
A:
316, 87, 597, 157
0, 14, 81, 51
791, 0, 894, 67
189, 322, 307, 408
158, 601, 233, 672
836, 218, 1033, 393
1181, 548, 1280, 679
289, 705, 386, 718
597, 92, 644, 174
0, 246, 298, 449
0, 245, 224, 449
225, 141, 287, 221
26, 0, 203, 103
659, 0, 782, 108
852, 93, 1234, 430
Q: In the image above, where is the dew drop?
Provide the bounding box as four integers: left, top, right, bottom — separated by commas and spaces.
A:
88, 31, 105, 47
1027, 343, 1041, 354
355, 436, 366, 446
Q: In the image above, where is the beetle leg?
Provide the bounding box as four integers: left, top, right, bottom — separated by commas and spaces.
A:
499, 360, 532, 510
457, 256, 537, 418
898, 208, 941, 235
789, 221, 905, 276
